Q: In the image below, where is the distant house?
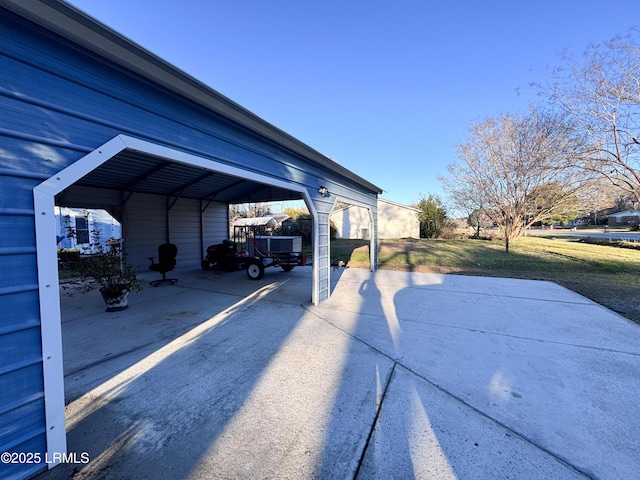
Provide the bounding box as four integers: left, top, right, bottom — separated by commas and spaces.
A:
56, 207, 121, 252
331, 198, 420, 239
567, 218, 588, 227
607, 210, 640, 226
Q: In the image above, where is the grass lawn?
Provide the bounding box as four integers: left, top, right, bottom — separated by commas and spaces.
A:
330, 236, 640, 324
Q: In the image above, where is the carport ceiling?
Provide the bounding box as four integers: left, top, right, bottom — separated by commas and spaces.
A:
58, 148, 304, 205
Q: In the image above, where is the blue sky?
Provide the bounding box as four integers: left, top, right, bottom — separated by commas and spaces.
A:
67, 0, 638, 208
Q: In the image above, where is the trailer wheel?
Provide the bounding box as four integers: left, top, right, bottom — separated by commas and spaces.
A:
281, 265, 294, 272
246, 259, 265, 280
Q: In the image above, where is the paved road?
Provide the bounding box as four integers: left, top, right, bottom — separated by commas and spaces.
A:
526, 228, 640, 241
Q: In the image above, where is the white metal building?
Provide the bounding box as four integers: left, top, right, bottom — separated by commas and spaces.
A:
332, 198, 419, 239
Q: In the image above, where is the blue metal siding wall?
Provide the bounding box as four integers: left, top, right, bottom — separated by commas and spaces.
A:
1, 12, 374, 205
0, 10, 377, 478
0, 171, 47, 478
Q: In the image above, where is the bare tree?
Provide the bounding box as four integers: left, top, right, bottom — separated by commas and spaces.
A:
613, 192, 637, 211
443, 184, 491, 237
468, 208, 494, 238
549, 32, 640, 202
229, 202, 272, 220
576, 177, 623, 224
441, 105, 589, 252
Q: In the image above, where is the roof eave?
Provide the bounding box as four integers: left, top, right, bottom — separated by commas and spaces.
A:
3, 0, 383, 195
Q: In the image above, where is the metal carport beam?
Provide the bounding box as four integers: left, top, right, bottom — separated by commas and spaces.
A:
201, 179, 247, 212
168, 170, 217, 196
121, 160, 173, 204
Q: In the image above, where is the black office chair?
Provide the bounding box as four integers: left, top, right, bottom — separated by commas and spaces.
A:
148, 243, 178, 286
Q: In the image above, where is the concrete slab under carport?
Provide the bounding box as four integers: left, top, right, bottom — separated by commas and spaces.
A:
57, 265, 318, 403
37, 267, 639, 479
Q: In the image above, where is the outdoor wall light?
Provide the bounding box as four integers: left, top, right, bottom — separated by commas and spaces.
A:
318, 186, 328, 196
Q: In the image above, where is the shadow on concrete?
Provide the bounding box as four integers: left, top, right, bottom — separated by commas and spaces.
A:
36, 265, 640, 479
40, 268, 303, 479
37, 265, 379, 479
315, 269, 640, 479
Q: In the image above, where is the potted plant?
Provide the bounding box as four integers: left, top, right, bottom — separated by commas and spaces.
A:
66, 230, 143, 311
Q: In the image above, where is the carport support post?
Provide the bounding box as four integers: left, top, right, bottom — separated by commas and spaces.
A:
309, 192, 334, 304
33, 188, 67, 467
317, 211, 332, 303
310, 193, 378, 301
368, 206, 378, 270
33, 137, 129, 468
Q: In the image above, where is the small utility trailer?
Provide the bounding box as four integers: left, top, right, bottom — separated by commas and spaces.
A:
201, 225, 308, 280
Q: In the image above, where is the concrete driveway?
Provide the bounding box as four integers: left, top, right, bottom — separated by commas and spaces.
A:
37, 266, 640, 479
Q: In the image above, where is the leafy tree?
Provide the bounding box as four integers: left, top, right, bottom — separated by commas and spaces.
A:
414, 194, 447, 238
281, 206, 308, 219
279, 214, 313, 243
279, 207, 337, 240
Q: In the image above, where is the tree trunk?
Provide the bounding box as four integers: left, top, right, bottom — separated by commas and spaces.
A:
504, 217, 511, 253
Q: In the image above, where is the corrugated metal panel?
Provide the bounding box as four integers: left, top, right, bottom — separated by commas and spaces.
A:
0, 432, 46, 480
202, 202, 228, 249
2, 10, 375, 205
315, 208, 332, 303
4, 1, 384, 197
125, 196, 225, 270
124, 193, 168, 270
0, 168, 47, 480
72, 150, 302, 204
169, 199, 205, 267
2, 7, 379, 209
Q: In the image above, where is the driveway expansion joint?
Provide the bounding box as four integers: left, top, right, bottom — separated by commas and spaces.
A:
353, 362, 397, 480
307, 306, 596, 479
